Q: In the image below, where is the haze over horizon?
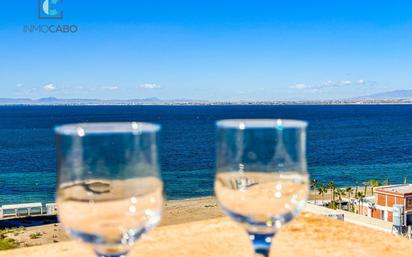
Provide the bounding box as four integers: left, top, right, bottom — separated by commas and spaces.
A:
1, 1, 411, 101
3, 88, 412, 104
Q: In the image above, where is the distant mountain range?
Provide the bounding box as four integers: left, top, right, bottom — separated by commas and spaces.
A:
2, 90, 412, 105
0, 97, 207, 105
353, 90, 412, 100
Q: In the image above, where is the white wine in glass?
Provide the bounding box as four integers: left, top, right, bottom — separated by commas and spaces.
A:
55, 122, 163, 257
215, 119, 309, 257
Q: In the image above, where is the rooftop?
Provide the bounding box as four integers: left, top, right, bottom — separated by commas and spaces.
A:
1, 203, 42, 209
375, 184, 412, 195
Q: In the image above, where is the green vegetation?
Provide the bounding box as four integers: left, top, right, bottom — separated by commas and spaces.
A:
327, 182, 336, 202
0, 238, 18, 250
366, 179, 380, 195
345, 187, 354, 211
355, 192, 366, 214
29, 232, 42, 239
310, 179, 318, 204
345, 187, 353, 199
335, 188, 346, 209
313, 178, 395, 213
0, 229, 19, 251
318, 184, 326, 203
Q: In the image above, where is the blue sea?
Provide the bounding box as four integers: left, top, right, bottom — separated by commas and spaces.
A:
1, 105, 412, 205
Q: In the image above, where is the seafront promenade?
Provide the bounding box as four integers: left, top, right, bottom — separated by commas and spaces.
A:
0, 203, 57, 220
305, 202, 393, 232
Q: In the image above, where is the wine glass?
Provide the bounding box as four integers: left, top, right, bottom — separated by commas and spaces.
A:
55, 122, 163, 257
214, 119, 309, 257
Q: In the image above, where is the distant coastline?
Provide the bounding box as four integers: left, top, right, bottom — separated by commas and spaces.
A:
3, 97, 412, 106
2, 101, 412, 106
4, 88, 412, 105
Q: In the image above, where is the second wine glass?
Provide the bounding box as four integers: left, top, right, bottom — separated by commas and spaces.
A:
214, 119, 309, 257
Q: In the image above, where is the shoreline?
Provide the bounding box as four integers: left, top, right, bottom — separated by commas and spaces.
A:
0, 185, 378, 249
0, 184, 375, 225
0, 197, 223, 249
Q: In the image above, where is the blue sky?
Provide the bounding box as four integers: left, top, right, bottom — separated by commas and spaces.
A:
0, 0, 411, 101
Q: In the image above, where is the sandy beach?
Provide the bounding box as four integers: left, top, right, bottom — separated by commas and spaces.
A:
1, 197, 223, 248
0, 186, 374, 249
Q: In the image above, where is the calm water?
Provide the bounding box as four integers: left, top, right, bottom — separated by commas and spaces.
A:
1, 105, 412, 205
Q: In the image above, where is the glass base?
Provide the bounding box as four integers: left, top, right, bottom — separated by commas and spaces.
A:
220, 207, 297, 257
248, 232, 275, 257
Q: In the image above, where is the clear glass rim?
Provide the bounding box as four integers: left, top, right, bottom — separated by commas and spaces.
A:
55, 122, 160, 136
216, 119, 307, 129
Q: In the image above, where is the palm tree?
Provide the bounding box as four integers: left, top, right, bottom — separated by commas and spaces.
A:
327, 182, 336, 203
354, 182, 358, 200
346, 187, 353, 199
362, 181, 368, 196
318, 184, 326, 205
346, 187, 354, 211
355, 192, 365, 215
368, 179, 380, 195
354, 192, 359, 213
335, 188, 346, 209
311, 179, 318, 204
360, 193, 366, 215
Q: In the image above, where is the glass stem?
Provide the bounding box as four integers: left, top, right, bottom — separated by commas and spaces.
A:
248, 232, 275, 257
